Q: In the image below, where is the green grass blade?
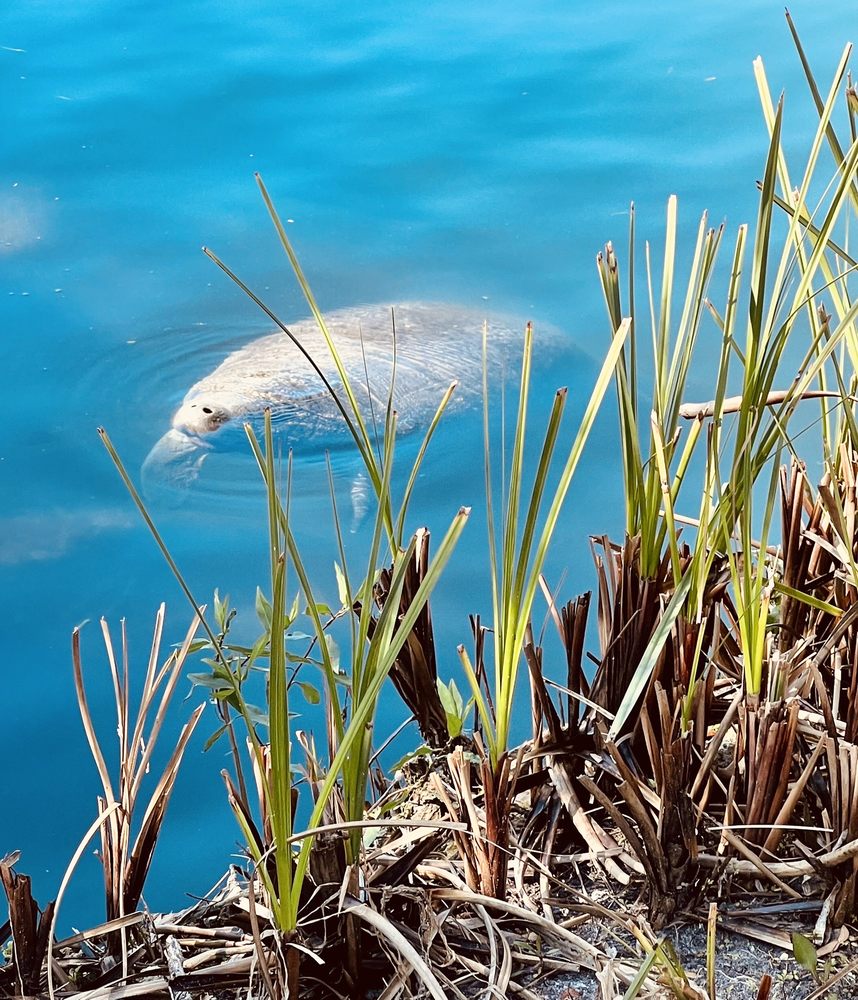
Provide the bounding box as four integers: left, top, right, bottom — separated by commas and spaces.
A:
607, 568, 693, 740
394, 380, 457, 544
290, 507, 469, 920
245, 425, 345, 739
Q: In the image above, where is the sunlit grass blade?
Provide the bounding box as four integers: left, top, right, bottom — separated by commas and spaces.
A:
245, 422, 345, 742
607, 569, 693, 740
98, 428, 262, 796
255, 174, 372, 451
488, 317, 630, 763
262, 412, 294, 929
290, 504, 470, 925
395, 379, 458, 542
785, 12, 855, 205
598, 201, 720, 578
201, 247, 368, 465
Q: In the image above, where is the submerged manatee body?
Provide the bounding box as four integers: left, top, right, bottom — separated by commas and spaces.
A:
143, 302, 566, 494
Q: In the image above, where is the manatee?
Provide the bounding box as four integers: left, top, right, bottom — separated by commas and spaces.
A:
142, 301, 567, 496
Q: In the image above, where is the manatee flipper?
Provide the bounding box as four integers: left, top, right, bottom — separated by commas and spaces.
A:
141, 429, 212, 501
349, 471, 371, 533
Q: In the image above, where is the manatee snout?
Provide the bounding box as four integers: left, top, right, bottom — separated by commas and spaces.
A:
172, 395, 234, 435
142, 395, 241, 500
142, 389, 245, 499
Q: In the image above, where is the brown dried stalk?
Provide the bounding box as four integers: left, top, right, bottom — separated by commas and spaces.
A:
679, 389, 851, 420
0, 858, 55, 997
72, 606, 205, 923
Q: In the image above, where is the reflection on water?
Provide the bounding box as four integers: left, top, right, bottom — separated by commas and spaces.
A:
1, 0, 852, 927
0, 507, 133, 565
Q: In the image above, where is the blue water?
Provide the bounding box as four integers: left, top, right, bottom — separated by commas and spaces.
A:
1, 0, 851, 928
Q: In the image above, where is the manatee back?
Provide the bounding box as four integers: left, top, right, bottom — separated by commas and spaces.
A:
185, 301, 564, 440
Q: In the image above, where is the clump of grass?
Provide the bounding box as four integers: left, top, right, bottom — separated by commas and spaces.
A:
440, 317, 628, 898
526, 19, 858, 935
99, 405, 468, 996
71, 608, 205, 930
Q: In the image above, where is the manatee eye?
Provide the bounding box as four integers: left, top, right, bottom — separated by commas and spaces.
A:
202, 407, 213, 414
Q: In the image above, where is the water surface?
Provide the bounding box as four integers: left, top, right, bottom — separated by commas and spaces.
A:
1, 0, 850, 927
